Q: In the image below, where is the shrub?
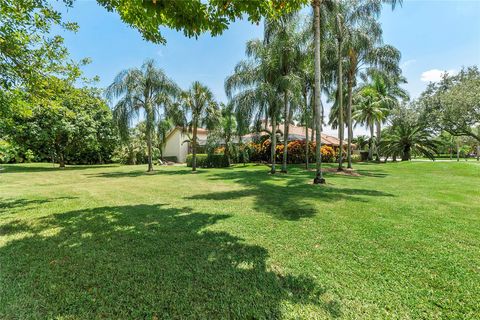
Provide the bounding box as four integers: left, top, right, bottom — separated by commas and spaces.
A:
244, 139, 338, 164
0, 140, 17, 164
24, 149, 35, 163
186, 154, 229, 168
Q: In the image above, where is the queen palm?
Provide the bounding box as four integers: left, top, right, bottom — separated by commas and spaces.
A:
106, 59, 179, 172
182, 81, 219, 172
225, 28, 282, 174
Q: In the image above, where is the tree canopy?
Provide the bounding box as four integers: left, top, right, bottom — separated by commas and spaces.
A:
96, 0, 308, 43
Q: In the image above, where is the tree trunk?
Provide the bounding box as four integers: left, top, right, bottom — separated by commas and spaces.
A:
402, 146, 410, 161
368, 125, 374, 161
456, 140, 460, 162
192, 121, 198, 172
304, 89, 310, 170
59, 152, 65, 169
375, 120, 381, 161
281, 91, 289, 173
313, 0, 325, 184
270, 115, 277, 174
337, 38, 344, 171
346, 75, 353, 169
146, 111, 154, 172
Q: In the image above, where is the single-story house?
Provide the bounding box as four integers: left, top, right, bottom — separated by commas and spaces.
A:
163, 124, 349, 163
162, 127, 208, 163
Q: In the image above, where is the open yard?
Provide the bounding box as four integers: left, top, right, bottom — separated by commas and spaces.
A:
0, 162, 479, 319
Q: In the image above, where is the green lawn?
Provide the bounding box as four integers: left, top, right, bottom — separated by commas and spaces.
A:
0, 162, 479, 319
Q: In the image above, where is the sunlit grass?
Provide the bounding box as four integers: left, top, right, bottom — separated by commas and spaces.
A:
0, 161, 479, 319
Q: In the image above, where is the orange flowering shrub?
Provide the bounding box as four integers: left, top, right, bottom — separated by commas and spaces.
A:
245, 139, 337, 163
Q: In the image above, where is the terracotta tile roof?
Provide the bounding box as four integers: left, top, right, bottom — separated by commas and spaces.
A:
243, 123, 345, 146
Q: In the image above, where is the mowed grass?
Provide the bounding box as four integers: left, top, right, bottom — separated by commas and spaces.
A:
0, 161, 479, 319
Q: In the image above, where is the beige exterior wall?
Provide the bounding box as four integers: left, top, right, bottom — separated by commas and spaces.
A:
163, 128, 208, 163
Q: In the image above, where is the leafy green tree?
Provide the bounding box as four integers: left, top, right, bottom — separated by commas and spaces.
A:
6, 77, 117, 167
97, 0, 308, 44
417, 66, 480, 143
106, 59, 179, 172
182, 81, 220, 172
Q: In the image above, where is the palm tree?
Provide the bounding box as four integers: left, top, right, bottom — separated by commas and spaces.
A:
182, 81, 219, 172
206, 102, 237, 165
353, 87, 389, 160
266, 13, 304, 173
157, 118, 174, 161
359, 70, 408, 160
225, 29, 282, 174
382, 123, 437, 161
106, 59, 179, 172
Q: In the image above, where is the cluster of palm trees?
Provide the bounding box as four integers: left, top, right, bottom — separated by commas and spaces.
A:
107, 0, 409, 181
226, 0, 405, 182
106, 60, 219, 172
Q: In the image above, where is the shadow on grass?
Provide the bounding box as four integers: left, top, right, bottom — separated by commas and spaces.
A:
0, 197, 77, 216
186, 167, 394, 221
0, 204, 340, 318
85, 168, 200, 179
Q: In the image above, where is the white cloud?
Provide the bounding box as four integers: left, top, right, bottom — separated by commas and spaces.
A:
420, 69, 456, 83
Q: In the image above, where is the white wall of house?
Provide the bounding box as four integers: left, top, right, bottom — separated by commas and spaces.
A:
163, 128, 208, 163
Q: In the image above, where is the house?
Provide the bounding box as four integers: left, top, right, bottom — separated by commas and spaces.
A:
242, 123, 346, 147
162, 127, 208, 163
163, 123, 349, 163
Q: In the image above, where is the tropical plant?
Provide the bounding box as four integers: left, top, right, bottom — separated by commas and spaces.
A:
225, 27, 283, 174
206, 102, 237, 165
381, 105, 437, 161
353, 87, 389, 160
182, 81, 220, 172
359, 70, 408, 160
106, 59, 179, 172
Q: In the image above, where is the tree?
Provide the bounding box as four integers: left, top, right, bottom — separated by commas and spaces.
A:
353, 87, 389, 160
418, 66, 480, 143
106, 59, 179, 172
381, 106, 437, 161
359, 70, 408, 160
225, 33, 282, 174
182, 81, 220, 172
97, 0, 308, 44
6, 77, 117, 167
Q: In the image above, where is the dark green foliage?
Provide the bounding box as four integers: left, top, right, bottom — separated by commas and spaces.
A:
5, 78, 118, 165
186, 154, 229, 168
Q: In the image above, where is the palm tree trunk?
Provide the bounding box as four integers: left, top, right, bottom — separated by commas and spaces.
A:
346, 76, 353, 169
282, 91, 289, 173
313, 0, 325, 184
337, 39, 344, 171
192, 120, 198, 172
146, 110, 154, 172
375, 120, 381, 162
270, 115, 277, 174
303, 89, 310, 170
368, 125, 374, 161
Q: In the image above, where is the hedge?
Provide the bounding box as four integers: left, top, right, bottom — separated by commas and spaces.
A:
186, 154, 230, 168
243, 139, 338, 163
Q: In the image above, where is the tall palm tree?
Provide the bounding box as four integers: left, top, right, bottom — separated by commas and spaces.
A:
106, 59, 179, 172
266, 13, 303, 173
225, 28, 282, 174
353, 87, 389, 160
359, 70, 408, 160
182, 81, 219, 172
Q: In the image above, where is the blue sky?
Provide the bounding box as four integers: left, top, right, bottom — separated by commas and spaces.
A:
56, 0, 480, 136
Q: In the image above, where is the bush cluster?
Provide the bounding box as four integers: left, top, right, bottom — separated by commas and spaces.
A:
186, 154, 230, 168
243, 139, 337, 163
